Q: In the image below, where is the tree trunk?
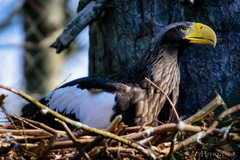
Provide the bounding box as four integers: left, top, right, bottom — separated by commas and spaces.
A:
89, 0, 240, 116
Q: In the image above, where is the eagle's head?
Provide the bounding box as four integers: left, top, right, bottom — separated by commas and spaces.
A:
159, 22, 217, 47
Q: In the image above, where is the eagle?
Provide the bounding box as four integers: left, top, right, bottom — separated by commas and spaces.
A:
22, 22, 217, 129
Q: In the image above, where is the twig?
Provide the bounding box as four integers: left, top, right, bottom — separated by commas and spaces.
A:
0, 94, 7, 106
145, 77, 180, 121
0, 85, 157, 159
32, 139, 47, 153
166, 131, 178, 160
52, 139, 94, 149
3, 136, 51, 144
9, 114, 66, 137
183, 93, 224, 124
16, 142, 38, 149
51, 139, 93, 149
41, 133, 58, 160
0, 129, 51, 136
124, 123, 205, 141
55, 118, 91, 160
54, 74, 72, 89
161, 104, 240, 156
24, 118, 66, 136
0, 94, 13, 124
105, 115, 122, 132
83, 115, 123, 156
218, 104, 240, 121
106, 146, 137, 153
0, 124, 23, 129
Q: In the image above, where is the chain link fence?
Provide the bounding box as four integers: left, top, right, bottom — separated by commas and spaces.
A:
0, 0, 88, 116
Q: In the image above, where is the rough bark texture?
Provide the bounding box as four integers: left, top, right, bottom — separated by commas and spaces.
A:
89, 0, 183, 75
179, 0, 240, 116
89, 0, 240, 116
51, 1, 105, 53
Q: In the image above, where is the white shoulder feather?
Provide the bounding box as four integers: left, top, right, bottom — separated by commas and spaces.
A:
44, 85, 116, 128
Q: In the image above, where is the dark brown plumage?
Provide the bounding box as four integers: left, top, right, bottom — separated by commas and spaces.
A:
22, 22, 216, 129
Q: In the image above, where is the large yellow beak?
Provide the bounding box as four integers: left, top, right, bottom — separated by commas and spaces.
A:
185, 23, 217, 47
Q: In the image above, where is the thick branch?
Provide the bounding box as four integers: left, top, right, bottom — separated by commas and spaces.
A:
183, 93, 224, 124
124, 123, 205, 141
77, 0, 92, 12
50, 0, 107, 53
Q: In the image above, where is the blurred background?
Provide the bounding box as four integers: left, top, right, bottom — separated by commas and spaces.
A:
0, 0, 89, 120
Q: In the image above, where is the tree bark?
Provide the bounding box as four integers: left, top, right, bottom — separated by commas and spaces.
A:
89, 0, 184, 75
88, 0, 240, 116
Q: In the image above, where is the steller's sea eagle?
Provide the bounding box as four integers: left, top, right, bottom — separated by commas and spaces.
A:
22, 22, 217, 129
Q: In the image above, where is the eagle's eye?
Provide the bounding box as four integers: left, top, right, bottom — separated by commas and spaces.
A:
179, 26, 189, 32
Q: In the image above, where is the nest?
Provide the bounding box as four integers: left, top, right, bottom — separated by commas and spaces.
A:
0, 90, 239, 159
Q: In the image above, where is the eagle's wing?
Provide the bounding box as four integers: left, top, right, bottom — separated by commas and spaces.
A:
21, 76, 131, 129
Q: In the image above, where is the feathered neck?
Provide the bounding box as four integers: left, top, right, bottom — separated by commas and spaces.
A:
112, 43, 188, 88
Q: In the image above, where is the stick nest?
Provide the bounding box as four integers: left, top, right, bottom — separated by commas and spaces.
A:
0, 92, 239, 160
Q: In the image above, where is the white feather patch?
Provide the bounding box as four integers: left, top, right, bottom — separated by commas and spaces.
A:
44, 85, 116, 129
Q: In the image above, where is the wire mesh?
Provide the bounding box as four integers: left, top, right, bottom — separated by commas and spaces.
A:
0, 0, 88, 115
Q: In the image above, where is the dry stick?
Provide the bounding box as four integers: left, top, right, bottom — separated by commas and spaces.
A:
7, 136, 52, 144
55, 118, 91, 160
125, 94, 223, 157
9, 113, 65, 137
0, 128, 51, 136
22, 117, 66, 136
41, 133, 58, 160
1, 110, 54, 148
107, 146, 137, 153
145, 77, 180, 121
50, 129, 240, 150
0, 94, 7, 106
82, 115, 123, 158
105, 115, 122, 132
32, 139, 47, 154
0, 124, 23, 129
161, 104, 240, 156
161, 94, 224, 157
0, 85, 156, 160
51, 139, 93, 149
183, 93, 225, 124
0, 94, 14, 125
123, 123, 205, 142
166, 131, 178, 160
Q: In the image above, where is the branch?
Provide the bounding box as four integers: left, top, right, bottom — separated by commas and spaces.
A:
183, 93, 224, 124
0, 128, 51, 136
51, 139, 93, 149
145, 77, 180, 121
83, 115, 122, 153
8, 113, 66, 137
77, 0, 92, 12
40, 133, 58, 160
0, 85, 156, 159
50, 0, 107, 53
56, 119, 91, 160
161, 104, 240, 156
124, 123, 205, 141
